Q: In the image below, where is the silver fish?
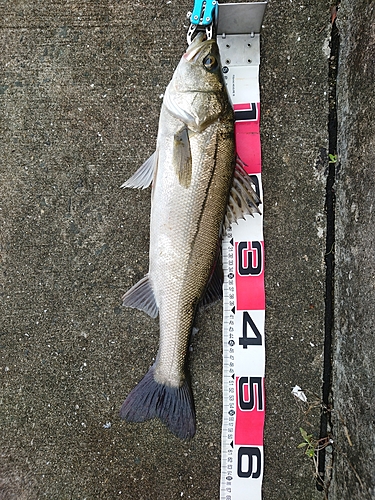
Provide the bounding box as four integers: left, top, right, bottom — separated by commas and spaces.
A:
120, 34, 259, 439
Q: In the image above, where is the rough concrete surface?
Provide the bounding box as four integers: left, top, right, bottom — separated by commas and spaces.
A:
0, 1, 333, 499
331, 1, 375, 499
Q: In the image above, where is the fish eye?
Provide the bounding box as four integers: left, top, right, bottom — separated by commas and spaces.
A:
203, 54, 218, 72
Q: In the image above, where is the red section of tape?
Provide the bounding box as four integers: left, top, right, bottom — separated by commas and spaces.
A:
235, 376, 265, 446
235, 103, 261, 175
233, 103, 255, 111
235, 241, 265, 311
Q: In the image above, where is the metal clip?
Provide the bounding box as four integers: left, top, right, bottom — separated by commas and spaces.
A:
187, 24, 213, 45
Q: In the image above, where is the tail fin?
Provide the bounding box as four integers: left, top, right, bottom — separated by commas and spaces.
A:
120, 365, 196, 440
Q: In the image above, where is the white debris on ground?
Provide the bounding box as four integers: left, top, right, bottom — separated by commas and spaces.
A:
291, 385, 308, 403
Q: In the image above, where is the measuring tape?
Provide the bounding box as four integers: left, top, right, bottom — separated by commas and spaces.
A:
217, 4, 266, 498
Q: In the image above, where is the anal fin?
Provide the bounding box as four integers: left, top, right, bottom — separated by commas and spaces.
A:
122, 275, 159, 318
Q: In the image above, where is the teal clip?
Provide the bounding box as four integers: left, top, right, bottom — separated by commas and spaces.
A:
187, 0, 217, 44
190, 0, 217, 26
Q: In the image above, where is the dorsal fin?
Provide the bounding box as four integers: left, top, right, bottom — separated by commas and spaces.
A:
200, 253, 223, 307
224, 159, 261, 229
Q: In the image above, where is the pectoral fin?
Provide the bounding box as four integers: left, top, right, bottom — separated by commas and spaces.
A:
173, 127, 192, 188
224, 158, 261, 228
121, 151, 158, 189
122, 275, 159, 318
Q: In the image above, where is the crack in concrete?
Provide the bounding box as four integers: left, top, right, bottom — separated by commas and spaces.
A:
316, 3, 341, 494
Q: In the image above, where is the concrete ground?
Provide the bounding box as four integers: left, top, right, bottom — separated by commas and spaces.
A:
331, 2, 375, 499
1, 1, 372, 499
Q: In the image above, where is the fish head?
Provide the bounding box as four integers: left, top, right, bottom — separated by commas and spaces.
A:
181, 33, 223, 92
164, 33, 232, 132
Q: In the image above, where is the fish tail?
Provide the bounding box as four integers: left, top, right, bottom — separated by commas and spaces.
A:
120, 365, 196, 440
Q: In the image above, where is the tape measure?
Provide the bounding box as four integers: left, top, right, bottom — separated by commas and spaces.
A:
217, 5, 266, 497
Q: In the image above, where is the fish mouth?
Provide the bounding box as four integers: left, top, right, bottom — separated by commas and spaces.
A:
184, 33, 216, 62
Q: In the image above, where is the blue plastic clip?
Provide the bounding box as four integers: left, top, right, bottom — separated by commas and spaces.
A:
187, 0, 217, 44
190, 0, 217, 26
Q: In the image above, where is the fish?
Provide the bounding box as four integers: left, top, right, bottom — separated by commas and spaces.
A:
119, 33, 260, 439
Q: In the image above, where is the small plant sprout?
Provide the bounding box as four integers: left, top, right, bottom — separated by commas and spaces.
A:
298, 427, 333, 481
328, 153, 337, 163
298, 427, 316, 458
